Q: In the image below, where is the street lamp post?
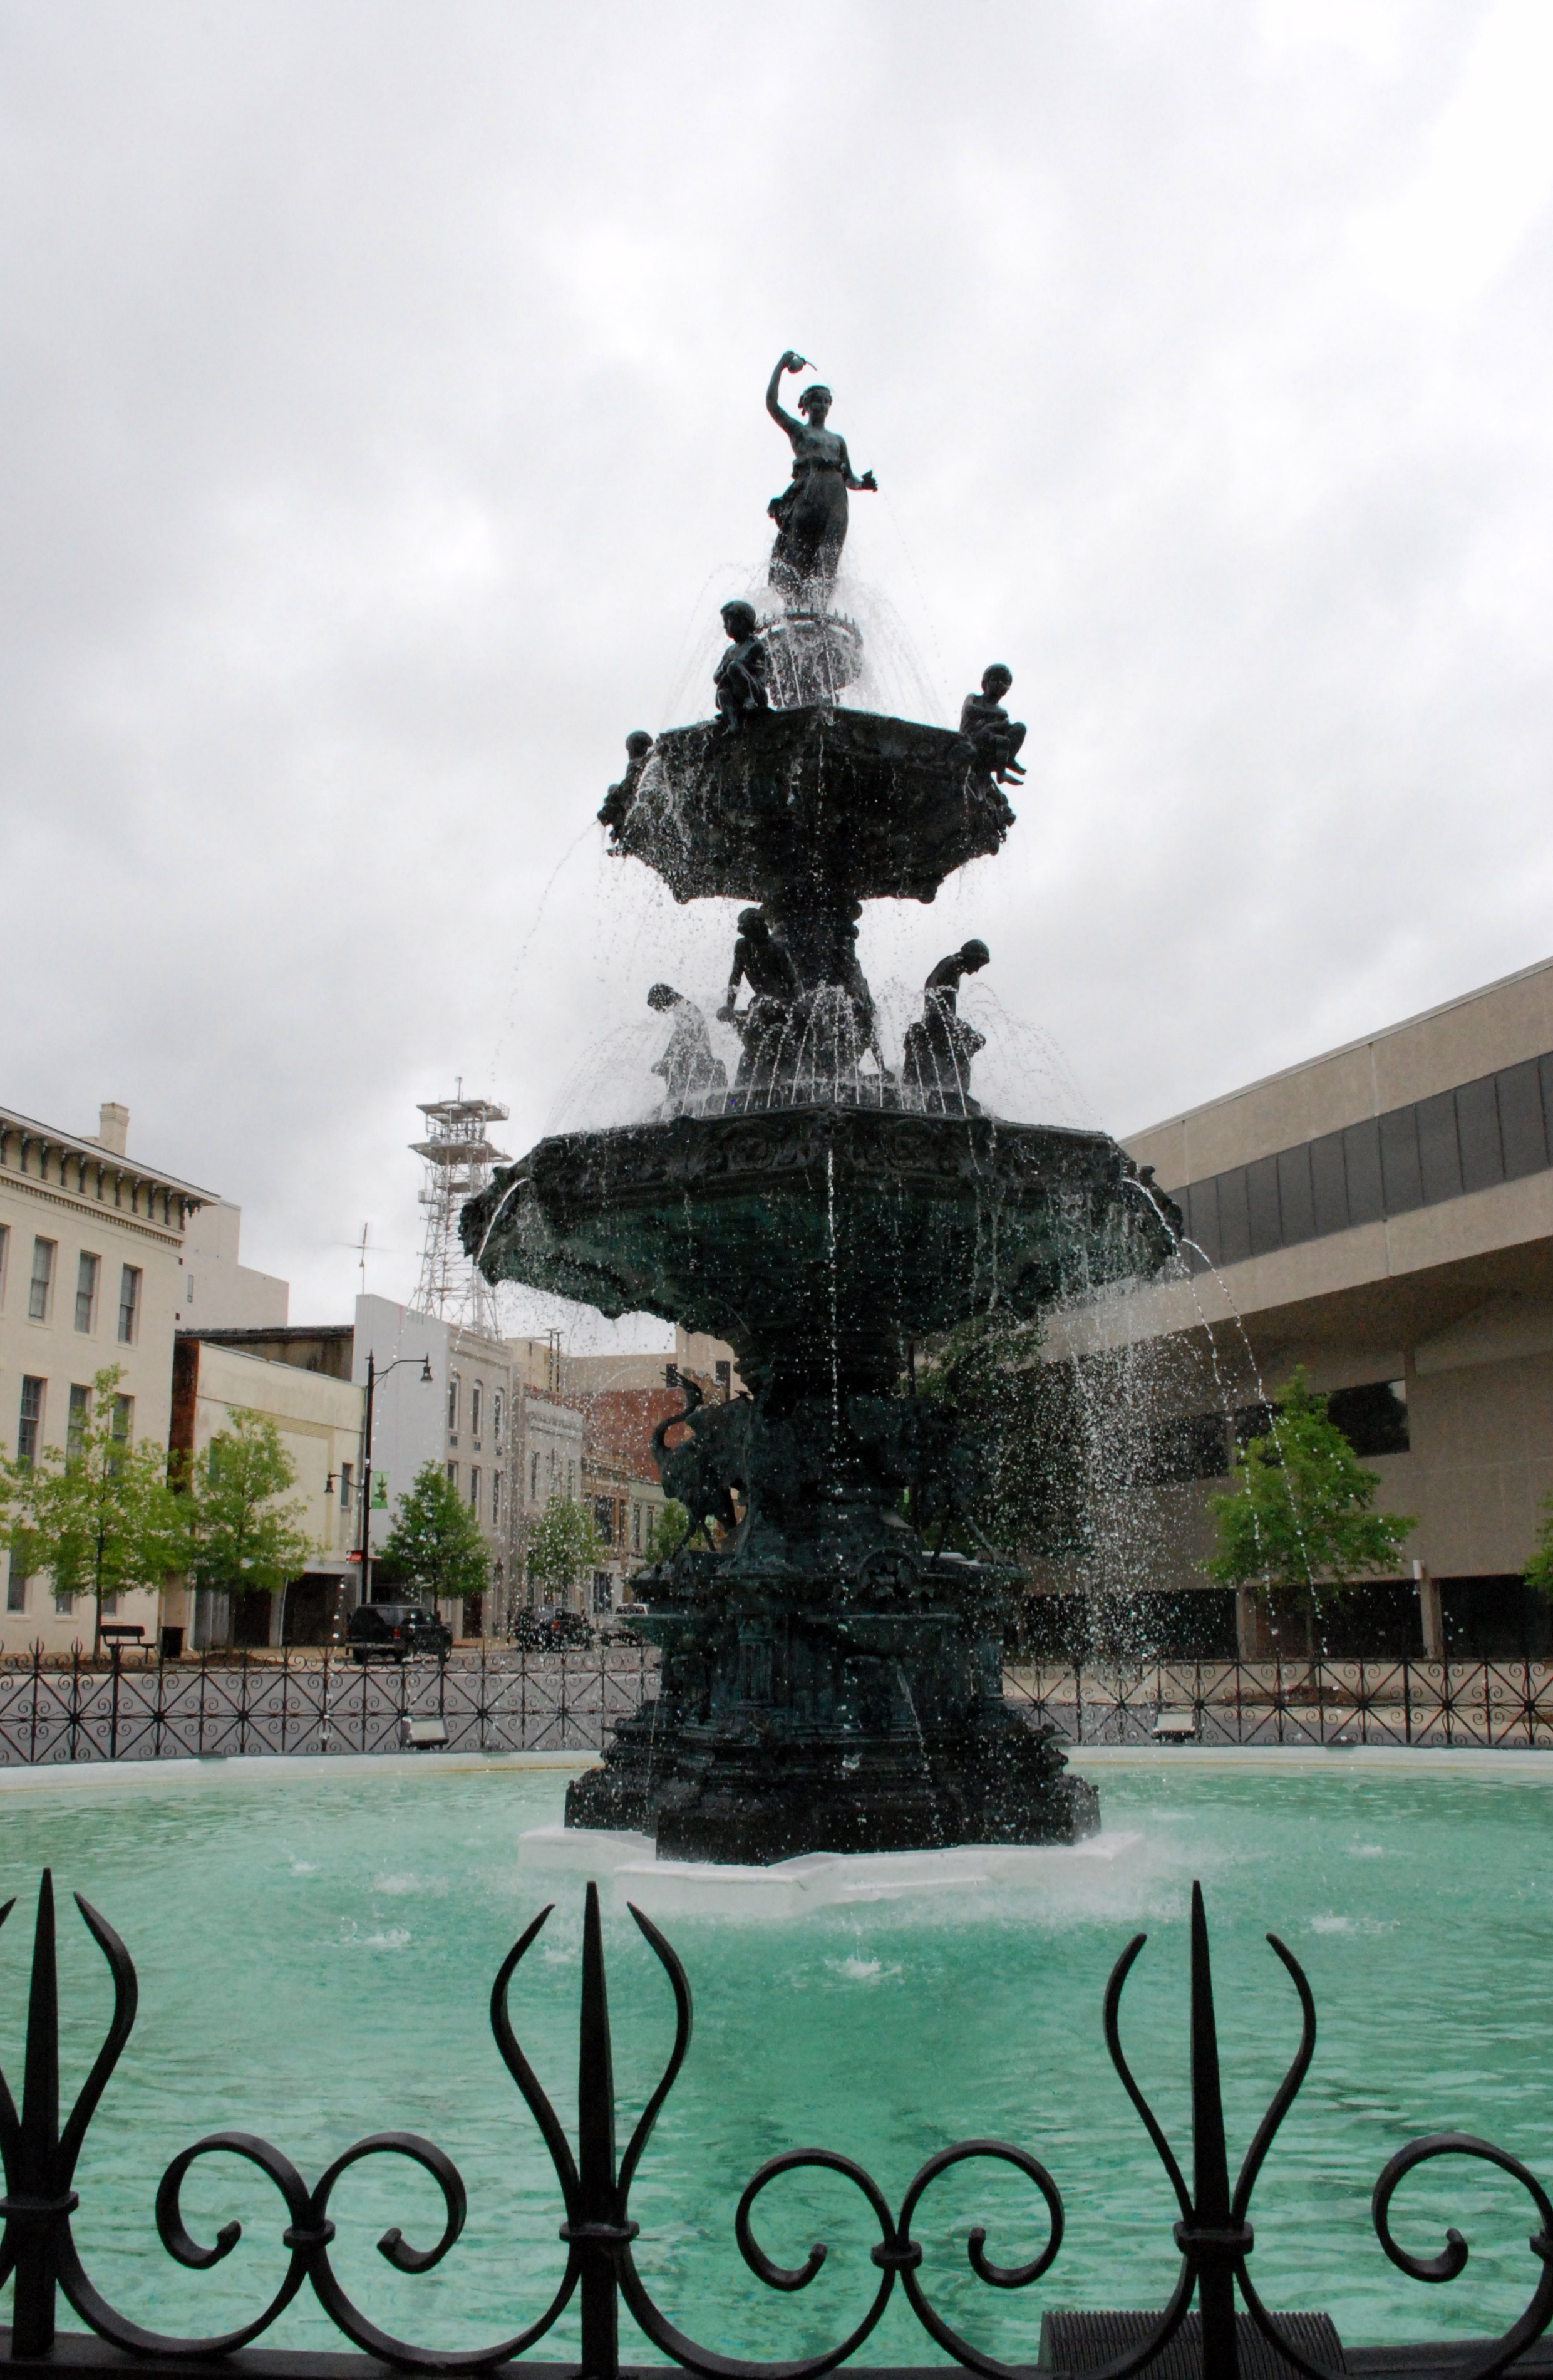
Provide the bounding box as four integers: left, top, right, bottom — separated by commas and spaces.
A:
356, 1351, 434, 1608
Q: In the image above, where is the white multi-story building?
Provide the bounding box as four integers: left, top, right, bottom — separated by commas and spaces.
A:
507, 1327, 740, 1619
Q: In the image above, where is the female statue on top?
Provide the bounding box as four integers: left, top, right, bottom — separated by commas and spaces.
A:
765, 351, 877, 601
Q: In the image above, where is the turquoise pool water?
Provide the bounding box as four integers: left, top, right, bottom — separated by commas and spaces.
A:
1, 1752, 1550, 2366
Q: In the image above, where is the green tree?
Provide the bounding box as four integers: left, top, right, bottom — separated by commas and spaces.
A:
526, 1494, 602, 1599
641, 1498, 689, 1566
1207, 1367, 1415, 1629
1524, 1496, 1553, 1603
380, 1461, 490, 1609
1, 1366, 185, 1653
183, 1412, 315, 1630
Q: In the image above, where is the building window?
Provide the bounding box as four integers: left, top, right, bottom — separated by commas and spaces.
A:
492, 1472, 502, 1526
0, 1223, 9, 1308
631, 1501, 643, 1553
6, 1560, 27, 1615
592, 1571, 614, 1613
16, 1378, 44, 1467
75, 1251, 100, 1334
67, 1384, 91, 1460
447, 1373, 460, 1432
1328, 1380, 1410, 1457
469, 1465, 481, 1513
29, 1238, 55, 1322
530, 1452, 540, 1501
715, 1360, 731, 1398
1172, 1045, 1553, 1275
567, 1462, 576, 1498
492, 1389, 503, 1444
471, 1382, 483, 1439
446, 1461, 458, 1492
54, 1590, 73, 1616
117, 1265, 142, 1345
340, 1462, 353, 1511
112, 1394, 133, 1442
592, 1496, 615, 1546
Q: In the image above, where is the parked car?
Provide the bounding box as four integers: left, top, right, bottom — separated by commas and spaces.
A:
346, 1602, 453, 1663
510, 1607, 594, 1650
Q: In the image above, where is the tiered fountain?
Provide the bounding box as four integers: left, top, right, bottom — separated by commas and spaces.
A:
464, 353, 1177, 1862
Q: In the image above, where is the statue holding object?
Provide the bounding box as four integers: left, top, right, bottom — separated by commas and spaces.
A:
959, 665, 1026, 784
765, 351, 877, 602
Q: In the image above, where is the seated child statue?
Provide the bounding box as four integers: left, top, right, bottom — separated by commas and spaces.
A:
713, 599, 771, 730
718, 907, 800, 1031
598, 730, 654, 836
959, 665, 1026, 784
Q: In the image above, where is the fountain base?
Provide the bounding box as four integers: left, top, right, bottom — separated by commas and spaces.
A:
567, 1706, 1096, 1864
565, 1583, 1097, 1863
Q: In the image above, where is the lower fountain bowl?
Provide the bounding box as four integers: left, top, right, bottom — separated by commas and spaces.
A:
463, 1102, 1176, 1377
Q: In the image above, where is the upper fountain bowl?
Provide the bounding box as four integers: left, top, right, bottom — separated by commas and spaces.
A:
611, 704, 1015, 907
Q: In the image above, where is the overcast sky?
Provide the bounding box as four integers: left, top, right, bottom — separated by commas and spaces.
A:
3, 0, 1551, 1340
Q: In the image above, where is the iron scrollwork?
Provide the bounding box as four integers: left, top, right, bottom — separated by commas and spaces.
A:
1, 1868, 1550, 2380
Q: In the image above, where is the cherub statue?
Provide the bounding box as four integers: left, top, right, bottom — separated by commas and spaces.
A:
647, 983, 727, 1117
959, 666, 1027, 784
713, 599, 770, 730
598, 729, 654, 836
765, 351, 877, 601
718, 908, 800, 1024
902, 941, 991, 1115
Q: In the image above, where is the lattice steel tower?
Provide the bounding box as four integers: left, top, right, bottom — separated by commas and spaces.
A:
411, 1084, 511, 1332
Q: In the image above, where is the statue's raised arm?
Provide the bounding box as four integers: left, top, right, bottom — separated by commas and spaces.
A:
765, 349, 810, 440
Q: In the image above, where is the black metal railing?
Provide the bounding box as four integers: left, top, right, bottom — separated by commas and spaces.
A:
1, 1652, 1550, 1766
1, 1868, 1549, 2380
1002, 1658, 1553, 1749
0, 1645, 658, 1764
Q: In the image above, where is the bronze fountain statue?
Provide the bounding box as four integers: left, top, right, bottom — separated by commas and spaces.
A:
463, 357, 1178, 1863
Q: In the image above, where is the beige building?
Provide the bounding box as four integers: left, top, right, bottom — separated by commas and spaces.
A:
1075, 953, 1553, 1660
169, 1334, 364, 1649
179, 1200, 288, 1330
0, 1100, 213, 1650
196, 1301, 522, 1637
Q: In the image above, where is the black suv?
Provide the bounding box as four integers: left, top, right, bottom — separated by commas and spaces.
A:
346, 1602, 453, 1663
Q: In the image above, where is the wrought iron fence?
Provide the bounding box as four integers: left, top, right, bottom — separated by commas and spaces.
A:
3, 1650, 1552, 1767
0, 1644, 658, 1764
1, 1866, 1549, 2380
1003, 1658, 1553, 1750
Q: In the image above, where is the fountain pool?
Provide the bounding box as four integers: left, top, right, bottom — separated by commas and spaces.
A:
1, 1751, 1549, 2365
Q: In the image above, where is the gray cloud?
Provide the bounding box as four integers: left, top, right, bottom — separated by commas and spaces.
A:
3, 0, 1550, 1330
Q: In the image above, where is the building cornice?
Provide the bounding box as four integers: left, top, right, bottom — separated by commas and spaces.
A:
0, 1110, 212, 1238
0, 1167, 185, 1250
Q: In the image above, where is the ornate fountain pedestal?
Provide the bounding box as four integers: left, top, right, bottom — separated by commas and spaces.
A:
570, 1596, 1096, 1863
